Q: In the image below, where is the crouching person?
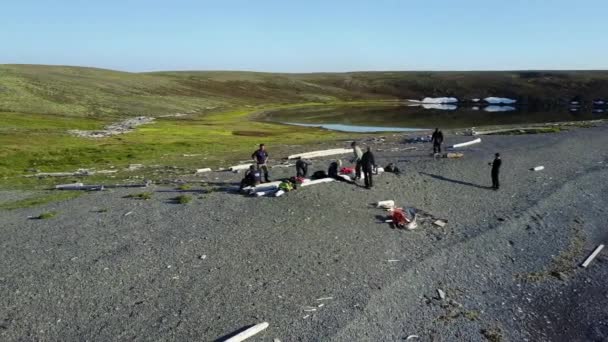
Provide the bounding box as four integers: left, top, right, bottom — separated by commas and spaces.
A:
240, 165, 261, 191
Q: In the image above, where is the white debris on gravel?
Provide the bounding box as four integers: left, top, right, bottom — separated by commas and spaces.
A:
437, 289, 446, 300
69, 116, 155, 138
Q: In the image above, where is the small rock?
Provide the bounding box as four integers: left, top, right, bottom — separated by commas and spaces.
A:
200, 255, 207, 260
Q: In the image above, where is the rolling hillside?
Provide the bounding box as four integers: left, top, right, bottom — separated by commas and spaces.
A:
2, 65, 608, 118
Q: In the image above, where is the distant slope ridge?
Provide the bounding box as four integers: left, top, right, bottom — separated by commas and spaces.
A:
1, 64, 608, 117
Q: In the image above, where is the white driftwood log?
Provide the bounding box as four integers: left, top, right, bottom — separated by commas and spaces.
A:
451, 138, 481, 149
224, 322, 269, 342
581, 244, 605, 268
288, 148, 352, 160
299, 178, 335, 187
195, 168, 212, 174
377, 200, 395, 209
229, 164, 253, 172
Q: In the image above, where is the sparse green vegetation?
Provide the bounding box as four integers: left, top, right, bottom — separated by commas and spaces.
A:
1, 64, 607, 190
35, 211, 58, 219
177, 184, 192, 191
124, 192, 153, 200
481, 328, 503, 342
174, 194, 192, 204
0, 191, 82, 210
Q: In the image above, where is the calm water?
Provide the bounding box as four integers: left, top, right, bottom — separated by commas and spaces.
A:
264, 104, 605, 132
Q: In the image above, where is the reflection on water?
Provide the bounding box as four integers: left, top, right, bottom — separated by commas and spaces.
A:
264, 104, 604, 132
285, 122, 426, 133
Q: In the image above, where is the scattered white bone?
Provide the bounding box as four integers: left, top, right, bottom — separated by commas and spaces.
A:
124, 211, 133, 216
406, 335, 420, 340
531, 166, 545, 171
387, 259, 400, 262
316, 297, 333, 301
581, 244, 604, 268
224, 322, 269, 342
195, 168, 212, 174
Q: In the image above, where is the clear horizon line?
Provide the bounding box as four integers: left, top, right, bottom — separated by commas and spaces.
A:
2, 62, 608, 74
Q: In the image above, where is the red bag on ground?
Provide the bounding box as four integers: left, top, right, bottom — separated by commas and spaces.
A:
340, 167, 354, 174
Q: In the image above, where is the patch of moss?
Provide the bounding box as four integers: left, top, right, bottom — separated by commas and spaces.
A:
174, 195, 192, 204
124, 192, 153, 200
0, 191, 81, 210
481, 328, 503, 342
36, 211, 58, 219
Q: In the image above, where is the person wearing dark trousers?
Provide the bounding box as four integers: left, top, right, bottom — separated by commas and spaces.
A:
351, 141, 363, 180
361, 147, 376, 189
489, 153, 502, 190
431, 128, 444, 154
295, 158, 310, 178
251, 143, 270, 182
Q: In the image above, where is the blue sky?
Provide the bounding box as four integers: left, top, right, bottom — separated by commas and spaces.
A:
2, 0, 607, 72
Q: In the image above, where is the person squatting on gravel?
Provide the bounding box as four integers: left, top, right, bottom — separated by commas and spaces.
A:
361, 147, 376, 189
295, 157, 310, 178
351, 141, 363, 180
431, 128, 444, 154
252, 143, 270, 183
489, 153, 502, 190
240, 165, 261, 190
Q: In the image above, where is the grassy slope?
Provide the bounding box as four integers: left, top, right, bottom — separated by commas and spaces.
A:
1, 65, 608, 188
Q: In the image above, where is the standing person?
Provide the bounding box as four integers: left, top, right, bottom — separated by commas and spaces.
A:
489, 153, 502, 190
431, 128, 444, 154
295, 157, 310, 178
351, 141, 363, 180
251, 144, 270, 183
361, 147, 376, 189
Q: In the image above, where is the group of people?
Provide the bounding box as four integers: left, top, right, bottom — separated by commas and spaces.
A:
239, 141, 379, 191
240, 130, 503, 192
432, 128, 502, 190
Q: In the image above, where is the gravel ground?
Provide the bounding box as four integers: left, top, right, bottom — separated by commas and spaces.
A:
1, 124, 608, 341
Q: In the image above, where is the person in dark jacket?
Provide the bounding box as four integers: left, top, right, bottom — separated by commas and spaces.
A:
431, 128, 444, 154
489, 153, 502, 190
251, 144, 270, 182
240, 165, 261, 190
295, 157, 310, 178
361, 147, 376, 189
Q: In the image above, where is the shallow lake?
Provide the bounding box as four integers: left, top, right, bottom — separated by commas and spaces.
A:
262, 104, 605, 132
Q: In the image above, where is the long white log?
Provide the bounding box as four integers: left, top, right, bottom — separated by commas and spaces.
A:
195, 168, 212, 174
55, 183, 84, 190
229, 164, 253, 172
299, 178, 335, 187
224, 322, 269, 342
243, 181, 282, 193
288, 148, 352, 160
451, 138, 481, 149
581, 244, 605, 268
